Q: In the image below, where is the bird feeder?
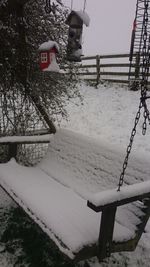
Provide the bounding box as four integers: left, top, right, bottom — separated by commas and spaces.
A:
38, 40, 60, 72
66, 10, 90, 62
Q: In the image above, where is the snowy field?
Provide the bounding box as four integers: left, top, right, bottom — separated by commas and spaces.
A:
0, 82, 150, 266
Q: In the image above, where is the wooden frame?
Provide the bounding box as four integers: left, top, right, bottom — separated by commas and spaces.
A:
0, 138, 150, 262
87, 182, 150, 260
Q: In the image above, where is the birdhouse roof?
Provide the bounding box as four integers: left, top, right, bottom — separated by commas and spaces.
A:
66, 10, 90, 27
39, 40, 59, 52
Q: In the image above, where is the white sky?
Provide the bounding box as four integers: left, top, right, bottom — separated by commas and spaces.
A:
63, 0, 137, 55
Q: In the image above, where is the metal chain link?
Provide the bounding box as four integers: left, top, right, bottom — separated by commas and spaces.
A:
117, 101, 142, 191
45, 0, 52, 13
118, 0, 150, 191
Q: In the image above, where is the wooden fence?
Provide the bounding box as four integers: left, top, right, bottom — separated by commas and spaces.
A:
75, 53, 139, 86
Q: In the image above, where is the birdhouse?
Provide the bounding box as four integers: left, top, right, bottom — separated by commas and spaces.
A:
38, 40, 60, 72
66, 10, 90, 62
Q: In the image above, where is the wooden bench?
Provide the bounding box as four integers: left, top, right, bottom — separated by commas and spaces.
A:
0, 128, 150, 262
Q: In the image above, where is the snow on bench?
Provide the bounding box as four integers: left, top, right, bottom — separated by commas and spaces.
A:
88, 181, 150, 211
0, 159, 133, 260
39, 129, 150, 198
0, 128, 150, 260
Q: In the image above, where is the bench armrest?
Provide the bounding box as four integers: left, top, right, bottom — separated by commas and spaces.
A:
87, 180, 150, 212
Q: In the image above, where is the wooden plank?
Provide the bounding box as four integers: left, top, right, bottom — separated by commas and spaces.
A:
77, 64, 97, 69
82, 54, 131, 61
100, 71, 134, 76
99, 54, 130, 59
0, 140, 50, 145
78, 72, 134, 77
0, 135, 50, 144
81, 56, 97, 60
100, 63, 132, 68
77, 72, 97, 76
83, 78, 129, 84
101, 79, 129, 84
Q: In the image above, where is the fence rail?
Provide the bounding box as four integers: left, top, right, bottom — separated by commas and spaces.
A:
75, 53, 139, 85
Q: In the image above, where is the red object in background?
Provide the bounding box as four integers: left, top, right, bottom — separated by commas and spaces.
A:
39, 47, 57, 71
133, 19, 136, 31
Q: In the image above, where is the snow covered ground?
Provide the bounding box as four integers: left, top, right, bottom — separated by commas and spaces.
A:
0, 82, 150, 266
62, 82, 150, 155
62, 82, 150, 267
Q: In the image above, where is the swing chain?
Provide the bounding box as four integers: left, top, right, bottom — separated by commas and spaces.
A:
117, 97, 150, 191
140, 36, 150, 135
45, 0, 52, 13
117, 101, 142, 191
118, 1, 150, 191
141, 95, 150, 135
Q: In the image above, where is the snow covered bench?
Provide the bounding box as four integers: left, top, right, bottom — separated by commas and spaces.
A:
0, 128, 150, 261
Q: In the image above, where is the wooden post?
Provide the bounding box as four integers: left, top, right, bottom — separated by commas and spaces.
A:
96, 55, 100, 87
25, 85, 56, 134
8, 143, 18, 161
130, 52, 140, 91
98, 206, 117, 261
29, 92, 56, 134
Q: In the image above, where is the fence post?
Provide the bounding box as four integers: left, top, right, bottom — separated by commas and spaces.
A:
96, 55, 100, 87
130, 52, 140, 91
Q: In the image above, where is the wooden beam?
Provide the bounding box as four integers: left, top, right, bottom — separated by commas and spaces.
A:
82, 56, 97, 60
100, 72, 134, 76
27, 90, 56, 134
100, 63, 131, 68
0, 135, 50, 144
77, 64, 97, 69
82, 54, 131, 61
98, 206, 117, 261
77, 72, 97, 76
101, 79, 129, 84
0, 140, 50, 145
8, 143, 18, 161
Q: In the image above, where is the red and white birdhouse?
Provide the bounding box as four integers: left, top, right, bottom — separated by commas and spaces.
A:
38, 40, 60, 72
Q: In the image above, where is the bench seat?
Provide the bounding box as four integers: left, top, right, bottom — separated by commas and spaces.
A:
0, 128, 150, 260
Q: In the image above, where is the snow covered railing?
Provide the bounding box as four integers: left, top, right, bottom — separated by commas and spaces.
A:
0, 134, 51, 145
87, 181, 150, 261
0, 134, 51, 163
87, 181, 150, 212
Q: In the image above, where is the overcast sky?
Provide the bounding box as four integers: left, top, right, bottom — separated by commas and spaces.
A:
63, 0, 137, 55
